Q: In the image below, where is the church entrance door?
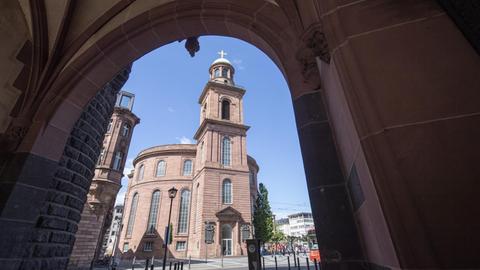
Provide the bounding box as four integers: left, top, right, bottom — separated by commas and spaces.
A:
221, 224, 233, 256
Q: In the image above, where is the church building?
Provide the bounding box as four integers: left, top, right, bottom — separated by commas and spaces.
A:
117, 52, 259, 259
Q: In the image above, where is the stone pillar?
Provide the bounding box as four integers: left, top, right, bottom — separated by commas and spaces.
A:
316, 1, 480, 269
293, 90, 364, 268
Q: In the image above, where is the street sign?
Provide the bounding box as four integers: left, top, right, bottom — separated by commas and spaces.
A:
241, 224, 251, 242
205, 223, 215, 244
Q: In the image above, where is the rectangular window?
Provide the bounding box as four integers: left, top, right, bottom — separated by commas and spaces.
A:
120, 95, 132, 108
176, 241, 186, 251
123, 243, 129, 252
144, 241, 153, 252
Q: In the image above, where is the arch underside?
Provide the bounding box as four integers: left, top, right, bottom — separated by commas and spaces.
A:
0, 1, 479, 270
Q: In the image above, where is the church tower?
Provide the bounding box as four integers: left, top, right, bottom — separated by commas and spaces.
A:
69, 91, 140, 269
189, 51, 253, 257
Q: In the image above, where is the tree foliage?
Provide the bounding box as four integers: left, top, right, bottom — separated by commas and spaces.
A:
271, 230, 286, 243
253, 183, 274, 243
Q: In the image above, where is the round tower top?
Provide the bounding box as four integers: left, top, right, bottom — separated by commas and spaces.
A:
211, 50, 231, 65
209, 50, 235, 85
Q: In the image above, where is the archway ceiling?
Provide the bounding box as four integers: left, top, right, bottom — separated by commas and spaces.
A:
1, 0, 330, 153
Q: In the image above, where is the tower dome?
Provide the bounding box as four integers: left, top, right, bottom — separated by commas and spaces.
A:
209, 50, 235, 85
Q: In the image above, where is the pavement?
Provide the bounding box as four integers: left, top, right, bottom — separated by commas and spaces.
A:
94, 254, 318, 270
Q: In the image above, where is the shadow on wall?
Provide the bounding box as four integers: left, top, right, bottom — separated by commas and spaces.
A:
120, 228, 173, 260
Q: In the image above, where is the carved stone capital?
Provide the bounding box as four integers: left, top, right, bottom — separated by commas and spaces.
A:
296, 25, 331, 82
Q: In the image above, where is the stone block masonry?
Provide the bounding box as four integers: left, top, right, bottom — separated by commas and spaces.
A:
15, 67, 131, 270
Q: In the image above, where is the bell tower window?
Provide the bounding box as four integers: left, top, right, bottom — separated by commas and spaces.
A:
214, 68, 220, 78
222, 68, 228, 78
221, 100, 230, 120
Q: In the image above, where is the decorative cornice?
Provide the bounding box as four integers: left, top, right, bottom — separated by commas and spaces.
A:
198, 81, 246, 104
193, 118, 250, 140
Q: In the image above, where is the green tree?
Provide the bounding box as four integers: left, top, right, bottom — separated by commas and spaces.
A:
253, 183, 274, 243
271, 230, 286, 243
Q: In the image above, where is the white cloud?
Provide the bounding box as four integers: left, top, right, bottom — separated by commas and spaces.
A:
123, 158, 134, 176
232, 59, 245, 70
176, 136, 193, 144
167, 106, 175, 113
115, 189, 126, 205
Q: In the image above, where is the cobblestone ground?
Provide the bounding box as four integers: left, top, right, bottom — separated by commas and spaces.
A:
94, 254, 318, 270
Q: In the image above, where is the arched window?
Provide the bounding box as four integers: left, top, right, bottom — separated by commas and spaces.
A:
183, 160, 193, 176
221, 137, 231, 166
222, 68, 228, 78
147, 191, 161, 234
126, 193, 139, 237
122, 123, 130, 137
177, 190, 191, 234
137, 164, 144, 181
249, 171, 254, 186
113, 152, 123, 170
156, 160, 166, 176
221, 100, 230, 120
222, 179, 232, 204
214, 68, 220, 78
107, 119, 113, 133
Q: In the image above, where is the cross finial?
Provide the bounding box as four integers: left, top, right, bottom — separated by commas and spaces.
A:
218, 50, 227, 58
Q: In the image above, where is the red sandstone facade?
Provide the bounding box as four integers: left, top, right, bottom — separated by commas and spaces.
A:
117, 55, 258, 259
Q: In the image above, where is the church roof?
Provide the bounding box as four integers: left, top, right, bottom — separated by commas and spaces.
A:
211, 50, 232, 66
211, 57, 231, 65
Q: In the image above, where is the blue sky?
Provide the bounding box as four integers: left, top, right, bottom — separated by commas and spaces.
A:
115, 36, 311, 218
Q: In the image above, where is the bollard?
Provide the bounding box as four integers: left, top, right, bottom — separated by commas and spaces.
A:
174, 262, 178, 270
169, 261, 172, 270
181, 262, 184, 270
145, 258, 150, 270
262, 256, 265, 270
189, 256, 191, 270
314, 258, 318, 270
151, 263, 155, 270
297, 257, 300, 270
306, 257, 310, 270
287, 256, 291, 270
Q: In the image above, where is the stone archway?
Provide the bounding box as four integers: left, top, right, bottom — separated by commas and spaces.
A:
1, 1, 480, 270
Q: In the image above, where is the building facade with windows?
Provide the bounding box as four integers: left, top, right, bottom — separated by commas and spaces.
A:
69, 89, 140, 269
117, 53, 259, 259
102, 205, 124, 258
288, 212, 315, 237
